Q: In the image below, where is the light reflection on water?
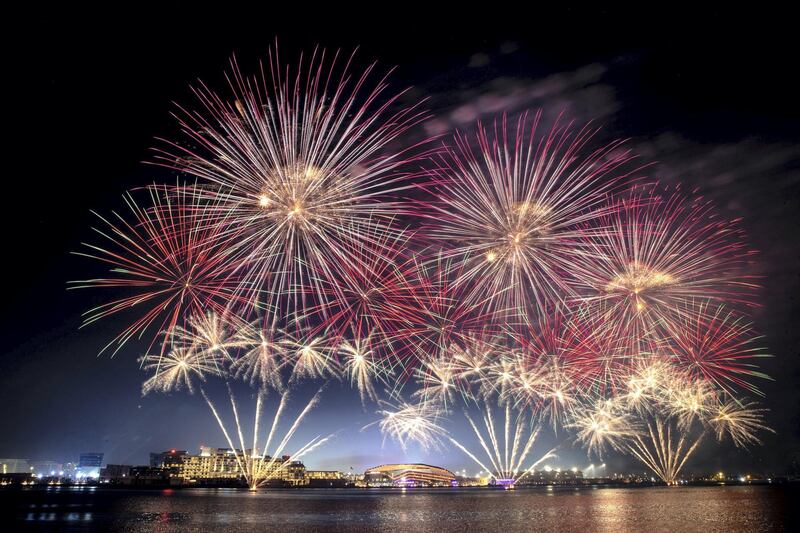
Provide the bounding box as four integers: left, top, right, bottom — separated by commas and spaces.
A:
4, 485, 796, 532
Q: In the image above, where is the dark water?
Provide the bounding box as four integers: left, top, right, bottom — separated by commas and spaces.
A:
2, 485, 797, 532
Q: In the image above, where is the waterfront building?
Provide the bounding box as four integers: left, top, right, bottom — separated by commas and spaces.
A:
100, 464, 131, 482
150, 449, 188, 468
363, 464, 456, 487
0, 458, 31, 474
168, 447, 306, 486
76, 452, 104, 479
455, 475, 490, 487
29, 460, 62, 476
306, 470, 348, 487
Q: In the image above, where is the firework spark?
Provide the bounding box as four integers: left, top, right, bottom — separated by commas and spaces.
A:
709, 398, 774, 448
371, 399, 448, 452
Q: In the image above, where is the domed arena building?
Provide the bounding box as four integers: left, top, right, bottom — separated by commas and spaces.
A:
363, 463, 456, 487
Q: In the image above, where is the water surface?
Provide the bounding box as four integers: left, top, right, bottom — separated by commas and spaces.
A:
3, 485, 797, 532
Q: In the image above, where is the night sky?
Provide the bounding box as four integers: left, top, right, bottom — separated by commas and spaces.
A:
3, 8, 798, 476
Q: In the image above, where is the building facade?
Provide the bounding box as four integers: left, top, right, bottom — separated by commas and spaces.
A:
306, 470, 348, 487
1, 458, 30, 474
162, 447, 306, 486
77, 452, 104, 479
363, 464, 456, 487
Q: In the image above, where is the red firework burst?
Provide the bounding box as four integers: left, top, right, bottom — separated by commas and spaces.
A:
571, 185, 759, 348
302, 220, 416, 368
669, 302, 770, 395
70, 184, 243, 355
391, 251, 497, 379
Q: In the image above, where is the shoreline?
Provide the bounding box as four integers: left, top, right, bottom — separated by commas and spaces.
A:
2, 480, 796, 492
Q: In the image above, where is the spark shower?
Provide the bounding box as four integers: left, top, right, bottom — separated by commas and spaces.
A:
71, 45, 772, 488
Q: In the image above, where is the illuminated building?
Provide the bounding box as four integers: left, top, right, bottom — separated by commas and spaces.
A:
100, 464, 131, 482
515, 468, 584, 485
171, 447, 306, 486
29, 460, 62, 476
306, 470, 348, 487
363, 464, 456, 487
1, 458, 30, 474
76, 452, 104, 479
455, 475, 490, 487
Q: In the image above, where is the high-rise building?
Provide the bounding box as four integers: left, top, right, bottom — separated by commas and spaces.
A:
76, 452, 104, 479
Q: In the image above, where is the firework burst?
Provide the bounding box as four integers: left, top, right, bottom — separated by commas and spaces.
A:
572, 187, 758, 349
420, 112, 636, 321
568, 398, 634, 457
229, 320, 289, 390
152, 48, 429, 321
670, 302, 771, 396
70, 184, 242, 355
709, 398, 774, 448
340, 336, 389, 404
72, 43, 775, 488
140, 345, 220, 395
371, 399, 448, 452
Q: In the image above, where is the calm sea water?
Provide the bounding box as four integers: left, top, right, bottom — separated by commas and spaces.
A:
2, 485, 797, 532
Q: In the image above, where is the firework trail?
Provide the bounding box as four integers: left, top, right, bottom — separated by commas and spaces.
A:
625, 416, 703, 485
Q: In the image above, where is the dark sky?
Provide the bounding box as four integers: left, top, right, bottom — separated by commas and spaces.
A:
2, 8, 798, 475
